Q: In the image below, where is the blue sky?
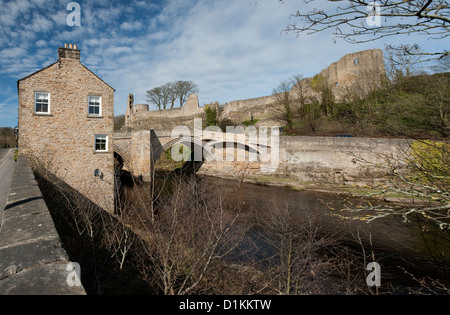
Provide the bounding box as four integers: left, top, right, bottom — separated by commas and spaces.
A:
0, 0, 448, 128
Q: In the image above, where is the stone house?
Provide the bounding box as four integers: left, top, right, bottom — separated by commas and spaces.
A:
17, 43, 115, 213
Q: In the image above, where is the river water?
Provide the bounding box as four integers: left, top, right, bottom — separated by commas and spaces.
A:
196, 174, 450, 291
119, 170, 450, 293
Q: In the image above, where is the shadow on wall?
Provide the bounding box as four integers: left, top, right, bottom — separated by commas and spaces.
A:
32, 169, 153, 295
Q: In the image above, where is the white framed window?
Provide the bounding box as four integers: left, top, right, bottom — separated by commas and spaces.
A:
88, 95, 101, 116
35, 92, 50, 114
94, 135, 108, 152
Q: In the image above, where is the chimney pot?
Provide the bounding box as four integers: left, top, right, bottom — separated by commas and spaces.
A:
58, 44, 80, 61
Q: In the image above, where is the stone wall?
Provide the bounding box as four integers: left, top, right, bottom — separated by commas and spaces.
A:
220, 95, 279, 123
320, 48, 386, 100
114, 130, 408, 188
0, 155, 86, 295
197, 135, 409, 186
18, 44, 115, 213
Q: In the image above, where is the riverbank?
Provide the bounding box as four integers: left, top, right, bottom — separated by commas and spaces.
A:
197, 172, 414, 206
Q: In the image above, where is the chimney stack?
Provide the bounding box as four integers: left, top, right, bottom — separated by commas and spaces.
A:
58, 43, 80, 61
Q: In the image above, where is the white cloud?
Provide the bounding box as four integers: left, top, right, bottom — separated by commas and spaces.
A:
0, 0, 31, 26
120, 21, 143, 31
35, 39, 47, 47
0, 0, 447, 125
111, 0, 334, 107
27, 14, 54, 33
0, 47, 28, 59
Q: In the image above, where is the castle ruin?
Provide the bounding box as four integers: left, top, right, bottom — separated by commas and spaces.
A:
123, 49, 386, 131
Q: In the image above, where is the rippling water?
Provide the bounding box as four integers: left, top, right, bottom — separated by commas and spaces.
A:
118, 170, 450, 293
198, 175, 450, 289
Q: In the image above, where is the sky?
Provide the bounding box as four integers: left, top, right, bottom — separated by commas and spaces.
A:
0, 0, 448, 128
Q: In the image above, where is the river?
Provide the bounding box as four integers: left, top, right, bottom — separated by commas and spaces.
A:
199, 174, 450, 291
119, 170, 450, 294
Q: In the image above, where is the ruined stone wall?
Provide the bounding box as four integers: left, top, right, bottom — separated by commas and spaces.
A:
221, 95, 278, 123
219, 49, 386, 123
125, 94, 206, 132
18, 45, 115, 212
135, 94, 203, 119
321, 49, 386, 100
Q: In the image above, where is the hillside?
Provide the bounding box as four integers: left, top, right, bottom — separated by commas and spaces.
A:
280, 72, 450, 139
115, 72, 449, 140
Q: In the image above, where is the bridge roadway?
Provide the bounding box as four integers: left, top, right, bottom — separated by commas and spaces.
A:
0, 148, 15, 225
0, 153, 86, 294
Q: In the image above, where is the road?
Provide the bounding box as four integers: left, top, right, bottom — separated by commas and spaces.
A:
0, 148, 15, 225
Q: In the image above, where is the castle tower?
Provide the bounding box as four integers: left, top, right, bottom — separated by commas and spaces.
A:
320, 49, 386, 101
124, 93, 134, 130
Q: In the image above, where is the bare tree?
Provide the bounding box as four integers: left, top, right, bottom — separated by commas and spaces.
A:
166, 82, 177, 109
273, 79, 296, 131
147, 81, 199, 110
290, 74, 309, 120
252, 202, 365, 294
433, 54, 450, 73
346, 140, 450, 230
173, 80, 199, 107
280, 0, 449, 60
130, 175, 249, 295
146, 86, 165, 110
384, 44, 425, 83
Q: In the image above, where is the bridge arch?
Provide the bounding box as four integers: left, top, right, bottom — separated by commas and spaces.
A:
159, 136, 264, 165
113, 143, 132, 172
113, 130, 271, 179
160, 137, 215, 163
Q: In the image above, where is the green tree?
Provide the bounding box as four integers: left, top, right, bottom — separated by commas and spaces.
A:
305, 100, 322, 133
204, 103, 219, 127
310, 74, 334, 117
377, 74, 449, 137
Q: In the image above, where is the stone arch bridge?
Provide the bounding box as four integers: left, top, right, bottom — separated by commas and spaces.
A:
113, 126, 279, 180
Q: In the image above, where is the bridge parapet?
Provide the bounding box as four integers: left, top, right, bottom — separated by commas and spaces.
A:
114, 126, 278, 180
0, 156, 86, 295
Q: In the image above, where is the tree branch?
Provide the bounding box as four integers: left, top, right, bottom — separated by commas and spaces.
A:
281, 0, 449, 59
